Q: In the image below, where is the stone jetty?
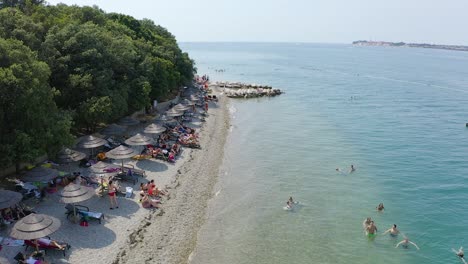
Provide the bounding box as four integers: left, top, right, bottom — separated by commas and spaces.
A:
211, 81, 283, 98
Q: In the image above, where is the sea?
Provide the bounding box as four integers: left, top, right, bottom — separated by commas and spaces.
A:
180, 42, 468, 264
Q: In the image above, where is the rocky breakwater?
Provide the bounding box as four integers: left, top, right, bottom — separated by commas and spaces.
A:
213, 81, 283, 98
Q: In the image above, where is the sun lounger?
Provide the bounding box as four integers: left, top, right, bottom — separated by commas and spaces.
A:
24, 236, 70, 257
65, 204, 104, 224
122, 165, 146, 178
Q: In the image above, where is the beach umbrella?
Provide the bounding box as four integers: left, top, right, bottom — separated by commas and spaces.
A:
106, 145, 138, 168
0, 190, 22, 210
125, 133, 153, 146
118, 116, 140, 126
59, 183, 95, 220
182, 99, 195, 106
143, 123, 166, 134
57, 148, 86, 164
9, 213, 61, 240
59, 183, 94, 204
166, 108, 184, 117
101, 123, 127, 136
22, 167, 59, 182
77, 135, 107, 149
173, 103, 190, 111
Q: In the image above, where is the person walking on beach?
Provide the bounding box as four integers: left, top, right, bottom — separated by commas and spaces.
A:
108, 180, 119, 209
383, 224, 400, 237
395, 237, 420, 250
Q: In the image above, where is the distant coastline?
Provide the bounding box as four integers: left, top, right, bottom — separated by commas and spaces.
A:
352, 40, 468, 52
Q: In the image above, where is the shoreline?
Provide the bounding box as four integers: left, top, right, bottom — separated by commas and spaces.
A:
113, 90, 230, 264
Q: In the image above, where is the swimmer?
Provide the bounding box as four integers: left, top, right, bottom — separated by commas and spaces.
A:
452, 247, 467, 263
365, 221, 378, 238
289, 197, 294, 204
286, 201, 292, 209
383, 224, 400, 237
395, 237, 420, 250
350, 165, 356, 173
376, 203, 385, 212
363, 217, 372, 229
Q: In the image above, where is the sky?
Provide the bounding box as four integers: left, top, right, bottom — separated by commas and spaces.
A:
45, 0, 468, 45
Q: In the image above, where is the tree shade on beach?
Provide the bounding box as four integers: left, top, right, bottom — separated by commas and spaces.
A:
0, 2, 195, 170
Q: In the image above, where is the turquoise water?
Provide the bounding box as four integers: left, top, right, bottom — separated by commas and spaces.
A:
181, 43, 468, 264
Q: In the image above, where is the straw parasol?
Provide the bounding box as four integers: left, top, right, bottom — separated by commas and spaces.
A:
143, 123, 166, 134
173, 103, 190, 111
118, 116, 140, 126
106, 145, 138, 168
9, 213, 61, 240
77, 135, 107, 149
125, 133, 153, 146
57, 148, 86, 164
190, 94, 200, 101
101, 123, 127, 135
182, 99, 195, 106
22, 167, 59, 182
59, 183, 95, 204
0, 190, 22, 210
165, 108, 184, 117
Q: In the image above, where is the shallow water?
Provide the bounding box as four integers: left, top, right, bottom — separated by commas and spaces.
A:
181, 43, 468, 264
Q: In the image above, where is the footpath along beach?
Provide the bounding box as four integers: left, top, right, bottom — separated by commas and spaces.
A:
0, 87, 229, 264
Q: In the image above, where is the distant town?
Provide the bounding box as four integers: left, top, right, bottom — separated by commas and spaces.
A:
352, 40, 468, 52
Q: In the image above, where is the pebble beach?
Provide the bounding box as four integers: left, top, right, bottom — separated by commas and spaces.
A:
0, 89, 229, 264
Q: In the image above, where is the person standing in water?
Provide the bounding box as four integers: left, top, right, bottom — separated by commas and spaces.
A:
383, 224, 400, 237
395, 237, 420, 250
366, 221, 378, 238
288, 197, 294, 204
363, 217, 372, 229
350, 165, 356, 173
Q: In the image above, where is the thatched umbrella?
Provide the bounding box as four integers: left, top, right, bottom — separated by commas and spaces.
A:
105, 145, 138, 169
173, 103, 190, 111
125, 133, 153, 146
143, 123, 166, 134
166, 108, 184, 117
118, 116, 139, 126
77, 135, 107, 149
22, 167, 59, 182
9, 213, 61, 240
57, 148, 86, 164
0, 190, 22, 210
59, 183, 95, 222
101, 123, 127, 136
190, 94, 200, 101
182, 99, 195, 106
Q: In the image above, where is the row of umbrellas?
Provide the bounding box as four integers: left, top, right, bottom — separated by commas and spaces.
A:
3, 182, 95, 240
4, 95, 204, 241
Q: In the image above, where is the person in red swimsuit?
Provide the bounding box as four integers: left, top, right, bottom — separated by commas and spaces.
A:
108, 180, 119, 209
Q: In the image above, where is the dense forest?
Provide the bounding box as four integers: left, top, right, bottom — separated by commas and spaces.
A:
0, 0, 196, 170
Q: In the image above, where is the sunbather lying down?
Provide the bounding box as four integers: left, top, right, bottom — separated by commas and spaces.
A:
32, 237, 68, 250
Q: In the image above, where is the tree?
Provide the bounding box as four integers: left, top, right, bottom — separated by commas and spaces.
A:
0, 38, 73, 171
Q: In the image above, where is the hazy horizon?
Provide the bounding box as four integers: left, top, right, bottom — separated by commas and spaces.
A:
46, 0, 468, 45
